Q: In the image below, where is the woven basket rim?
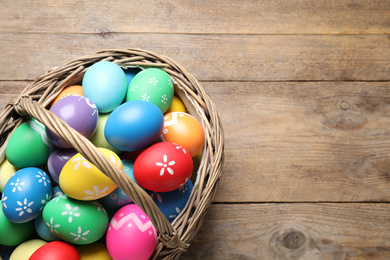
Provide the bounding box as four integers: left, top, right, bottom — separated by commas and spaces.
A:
0, 48, 224, 260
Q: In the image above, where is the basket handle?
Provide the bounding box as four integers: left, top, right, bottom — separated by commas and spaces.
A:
14, 95, 187, 251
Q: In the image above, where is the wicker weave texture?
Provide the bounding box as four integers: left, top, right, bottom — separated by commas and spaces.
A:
0, 48, 224, 259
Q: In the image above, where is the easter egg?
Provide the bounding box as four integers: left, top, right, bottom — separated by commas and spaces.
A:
47, 148, 78, 183
47, 95, 98, 148
0, 205, 34, 246
34, 213, 61, 241
77, 243, 112, 260
105, 100, 164, 152
133, 142, 193, 192
106, 204, 157, 260
1, 167, 52, 223
126, 68, 174, 113
9, 239, 47, 260
89, 113, 121, 154
42, 195, 109, 245
162, 112, 205, 157
51, 185, 65, 199
29, 241, 80, 260
6, 119, 51, 168
166, 96, 187, 113
123, 67, 142, 85
59, 148, 121, 201
99, 160, 135, 209
148, 180, 193, 223
0, 158, 18, 192
82, 61, 128, 113
51, 85, 84, 107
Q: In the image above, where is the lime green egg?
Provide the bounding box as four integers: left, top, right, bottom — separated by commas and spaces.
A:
126, 68, 174, 113
42, 195, 109, 245
5, 119, 51, 168
89, 113, 122, 155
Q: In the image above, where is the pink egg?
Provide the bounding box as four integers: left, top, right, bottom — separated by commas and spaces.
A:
106, 204, 157, 260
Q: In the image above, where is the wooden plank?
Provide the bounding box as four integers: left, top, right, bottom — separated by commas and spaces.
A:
0, 0, 389, 34
0, 33, 389, 81
1, 81, 390, 202
182, 203, 390, 259
200, 81, 390, 202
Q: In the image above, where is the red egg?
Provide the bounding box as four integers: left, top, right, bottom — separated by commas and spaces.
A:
29, 241, 80, 260
133, 142, 193, 192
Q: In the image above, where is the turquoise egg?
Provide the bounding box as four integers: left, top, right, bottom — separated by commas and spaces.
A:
82, 61, 128, 113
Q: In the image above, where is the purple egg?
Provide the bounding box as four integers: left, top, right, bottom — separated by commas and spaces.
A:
47, 95, 99, 148
47, 148, 78, 183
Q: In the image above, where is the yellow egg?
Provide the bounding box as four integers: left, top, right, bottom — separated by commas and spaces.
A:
191, 150, 202, 184
59, 148, 121, 201
89, 113, 122, 155
0, 158, 18, 192
166, 96, 186, 113
9, 239, 47, 260
77, 243, 112, 260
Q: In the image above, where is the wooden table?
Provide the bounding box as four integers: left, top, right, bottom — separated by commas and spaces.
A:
1, 1, 389, 259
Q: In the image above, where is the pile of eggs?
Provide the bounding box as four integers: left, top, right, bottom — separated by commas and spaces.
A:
0, 61, 205, 260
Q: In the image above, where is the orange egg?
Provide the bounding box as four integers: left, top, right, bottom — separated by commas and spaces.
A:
51, 85, 84, 107
162, 112, 205, 157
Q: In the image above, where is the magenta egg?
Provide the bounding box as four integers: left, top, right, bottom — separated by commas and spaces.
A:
106, 204, 157, 260
47, 95, 99, 148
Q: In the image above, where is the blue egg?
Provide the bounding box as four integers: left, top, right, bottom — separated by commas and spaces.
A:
34, 213, 60, 241
123, 67, 142, 85
147, 180, 193, 222
99, 160, 137, 209
104, 100, 164, 151
82, 61, 128, 113
1, 167, 52, 223
51, 185, 65, 199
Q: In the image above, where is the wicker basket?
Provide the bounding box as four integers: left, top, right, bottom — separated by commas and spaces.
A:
0, 48, 224, 259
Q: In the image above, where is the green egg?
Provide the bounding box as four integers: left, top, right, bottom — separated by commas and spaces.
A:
5, 119, 51, 168
42, 195, 109, 245
89, 113, 122, 154
126, 68, 174, 113
0, 205, 35, 246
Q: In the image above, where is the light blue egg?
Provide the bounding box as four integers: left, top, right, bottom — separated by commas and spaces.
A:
147, 180, 193, 222
82, 61, 128, 113
104, 100, 164, 151
1, 167, 52, 223
123, 67, 142, 85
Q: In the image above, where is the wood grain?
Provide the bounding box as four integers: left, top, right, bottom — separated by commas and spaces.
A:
201, 81, 390, 202
1, 1, 389, 258
182, 203, 390, 259
0, 33, 389, 81
0, 0, 389, 34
